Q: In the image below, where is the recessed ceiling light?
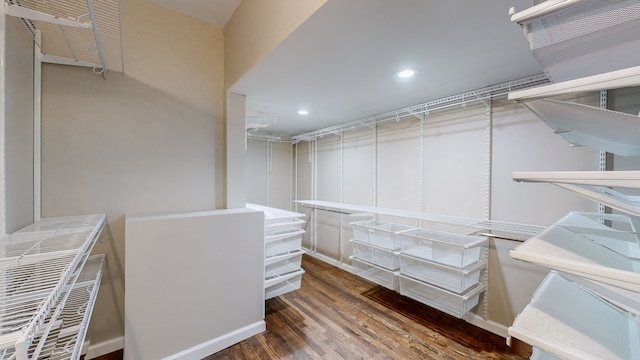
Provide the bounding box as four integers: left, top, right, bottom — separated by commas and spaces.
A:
298, 110, 309, 115
396, 68, 418, 79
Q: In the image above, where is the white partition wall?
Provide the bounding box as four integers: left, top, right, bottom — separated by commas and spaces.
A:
125, 208, 265, 360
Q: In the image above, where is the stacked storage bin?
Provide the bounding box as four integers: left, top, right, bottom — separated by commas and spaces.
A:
350, 219, 487, 319
397, 228, 487, 318
248, 204, 307, 300
350, 220, 416, 290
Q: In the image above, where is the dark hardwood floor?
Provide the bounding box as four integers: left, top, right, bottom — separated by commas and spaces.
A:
205, 255, 527, 360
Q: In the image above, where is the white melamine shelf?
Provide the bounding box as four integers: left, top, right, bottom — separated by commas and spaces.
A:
511, 220, 640, 292
0, 214, 105, 360
508, 271, 640, 360
247, 203, 305, 227
508, 66, 640, 100
513, 171, 640, 217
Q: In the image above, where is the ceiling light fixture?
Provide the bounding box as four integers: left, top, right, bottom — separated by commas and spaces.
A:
396, 68, 418, 79
298, 110, 309, 115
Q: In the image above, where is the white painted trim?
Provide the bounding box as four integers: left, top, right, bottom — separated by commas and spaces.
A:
33, 30, 41, 221
302, 247, 353, 273
162, 321, 266, 360
462, 313, 509, 338
0, 0, 7, 236
41, 54, 100, 68
85, 336, 124, 359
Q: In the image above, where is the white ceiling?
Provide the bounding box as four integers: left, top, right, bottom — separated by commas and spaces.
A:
149, 0, 240, 27
229, 0, 544, 136
150, 0, 544, 136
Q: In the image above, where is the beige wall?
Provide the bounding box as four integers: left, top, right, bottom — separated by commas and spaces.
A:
123, 0, 225, 208
223, 0, 327, 89
41, 0, 224, 349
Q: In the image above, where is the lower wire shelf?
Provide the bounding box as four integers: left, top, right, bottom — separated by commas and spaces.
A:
27, 255, 105, 360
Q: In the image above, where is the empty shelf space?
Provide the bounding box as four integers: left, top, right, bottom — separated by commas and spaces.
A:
513, 171, 640, 217
509, 271, 640, 360
518, 99, 640, 156
510, 222, 640, 292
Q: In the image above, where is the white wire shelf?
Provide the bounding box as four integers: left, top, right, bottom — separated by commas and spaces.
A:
509, 0, 640, 84
27, 255, 105, 360
0, 214, 105, 360
5, 0, 123, 76
287, 74, 550, 143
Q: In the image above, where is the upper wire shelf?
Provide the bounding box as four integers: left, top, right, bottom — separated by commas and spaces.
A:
285, 74, 550, 143
5, 0, 123, 77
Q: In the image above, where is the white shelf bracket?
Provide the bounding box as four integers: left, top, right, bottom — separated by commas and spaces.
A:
41, 54, 101, 68
4, 3, 92, 28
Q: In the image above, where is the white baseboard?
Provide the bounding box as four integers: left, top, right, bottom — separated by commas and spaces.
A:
162, 320, 266, 360
85, 336, 124, 359
462, 313, 509, 338
302, 248, 353, 273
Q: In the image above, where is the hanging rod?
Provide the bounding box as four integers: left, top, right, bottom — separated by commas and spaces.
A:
246, 132, 292, 142
291, 73, 550, 143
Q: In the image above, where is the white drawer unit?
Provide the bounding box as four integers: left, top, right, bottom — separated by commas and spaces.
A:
248, 203, 308, 300
0, 214, 106, 360
349, 219, 487, 318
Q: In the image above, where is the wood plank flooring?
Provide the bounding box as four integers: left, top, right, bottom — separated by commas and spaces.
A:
206, 255, 527, 360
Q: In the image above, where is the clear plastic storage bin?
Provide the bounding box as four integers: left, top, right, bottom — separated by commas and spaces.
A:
351, 220, 415, 250
265, 250, 304, 279
399, 274, 485, 318
530, 347, 562, 360
265, 269, 304, 300
398, 228, 486, 268
265, 228, 305, 257
399, 254, 485, 294
351, 239, 400, 270
351, 257, 399, 291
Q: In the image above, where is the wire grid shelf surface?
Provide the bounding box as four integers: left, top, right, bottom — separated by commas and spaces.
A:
471, 220, 546, 242
522, 0, 640, 50
0, 214, 105, 360
8, 0, 123, 73
26, 255, 104, 360
290, 74, 550, 142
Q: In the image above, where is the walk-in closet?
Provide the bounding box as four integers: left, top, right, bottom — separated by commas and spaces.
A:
1, 0, 639, 359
